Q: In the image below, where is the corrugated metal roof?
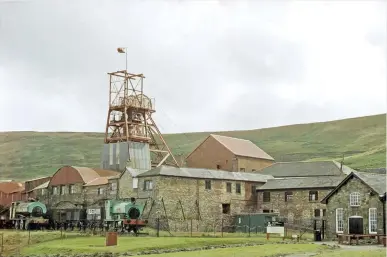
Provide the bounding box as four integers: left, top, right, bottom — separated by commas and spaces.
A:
259, 160, 352, 177
0, 182, 24, 194
257, 176, 343, 190
31, 181, 49, 191
137, 165, 274, 182
71, 166, 120, 184
84, 175, 119, 187
210, 134, 274, 161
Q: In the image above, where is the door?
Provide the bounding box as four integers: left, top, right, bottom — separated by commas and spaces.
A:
349, 216, 363, 234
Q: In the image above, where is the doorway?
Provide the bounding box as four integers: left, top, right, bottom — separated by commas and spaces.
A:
349, 216, 363, 234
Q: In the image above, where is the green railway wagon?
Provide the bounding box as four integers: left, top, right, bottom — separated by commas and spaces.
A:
233, 213, 280, 233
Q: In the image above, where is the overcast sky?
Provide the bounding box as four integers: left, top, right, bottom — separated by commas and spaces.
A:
0, 0, 385, 134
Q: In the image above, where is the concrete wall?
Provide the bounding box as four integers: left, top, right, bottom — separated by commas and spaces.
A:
325, 177, 384, 239
236, 156, 274, 172
185, 136, 235, 171
257, 189, 332, 222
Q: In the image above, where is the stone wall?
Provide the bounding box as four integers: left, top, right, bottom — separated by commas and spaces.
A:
137, 175, 262, 231
257, 189, 332, 222
325, 177, 384, 239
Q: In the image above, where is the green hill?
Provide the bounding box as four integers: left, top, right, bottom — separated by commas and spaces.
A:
0, 114, 385, 180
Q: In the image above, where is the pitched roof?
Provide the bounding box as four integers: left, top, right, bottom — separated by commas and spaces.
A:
209, 134, 275, 161
360, 168, 386, 174
258, 160, 353, 177
0, 181, 25, 194
31, 181, 49, 191
71, 166, 120, 184
257, 176, 344, 190
137, 165, 274, 183
321, 171, 387, 204
83, 175, 119, 187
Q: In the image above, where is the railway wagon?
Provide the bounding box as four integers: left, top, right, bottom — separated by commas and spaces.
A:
10, 200, 49, 230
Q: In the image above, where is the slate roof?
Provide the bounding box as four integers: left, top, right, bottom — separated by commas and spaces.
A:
137, 165, 274, 182
354, 171, 386, 195
360, 168, 386, 174
258, 160, 354, 177
257, 176, 344, 190
321, 171, 387, 203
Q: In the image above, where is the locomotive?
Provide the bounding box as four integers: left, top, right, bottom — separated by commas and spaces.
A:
9, 199, 49, 230
86, 198, 148, 234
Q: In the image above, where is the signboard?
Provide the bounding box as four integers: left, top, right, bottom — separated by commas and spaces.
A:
87, 208, 101, 215
267, 226, 285, 237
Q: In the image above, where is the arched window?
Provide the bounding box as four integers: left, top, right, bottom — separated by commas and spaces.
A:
349, 192, 360, 206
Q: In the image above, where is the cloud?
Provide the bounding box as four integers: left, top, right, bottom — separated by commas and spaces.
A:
0, 0, 385, 133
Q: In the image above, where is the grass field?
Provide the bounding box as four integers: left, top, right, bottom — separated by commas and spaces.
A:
0, 113, 385, 180
21, 235, 288, 255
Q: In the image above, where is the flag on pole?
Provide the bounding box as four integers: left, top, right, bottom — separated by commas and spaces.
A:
117, 47, 126, 53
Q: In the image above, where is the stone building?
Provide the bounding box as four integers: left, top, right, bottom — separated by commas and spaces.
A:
321, 171, 387, 239
36, 166, 120, 221
135, 165, 274, 231
256, 176, 341, 223
21, 176, 51, 200
256, 160, 353, 225
185, 134, 275, 172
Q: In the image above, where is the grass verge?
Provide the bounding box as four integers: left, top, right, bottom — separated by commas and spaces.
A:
313, 249, 386, 257
137, 244, 328, 257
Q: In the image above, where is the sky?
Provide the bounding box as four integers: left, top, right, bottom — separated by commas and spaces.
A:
0, 0, 385, 134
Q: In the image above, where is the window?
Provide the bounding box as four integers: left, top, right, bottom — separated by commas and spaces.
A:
314, 209, 321, 217
236, 183, 241, 194
263, 209, 270, 213
52, 187, 58, 195
69, 185, 75, 194
263, 192, 271, 202
240, 168, 245, 172
251, 185, 257, 196
143, 180, 153, 191
285, 191, 293, 202
369, 208, 377, 234
323, 209, 326, 217
97, 188, 104, 195
110, 183, 117, 191
133, 178, 139, 189
309, 191, 318, 201
336, 208, 344, 233
350, 192, 360, 206
41, 189, 46, 195
252, 169, 256, 172
216, 165, 221, 170
226, 182, 232, 193
205, 180, 211, 190
222, 204, 230, 214
60, 185, 66, 195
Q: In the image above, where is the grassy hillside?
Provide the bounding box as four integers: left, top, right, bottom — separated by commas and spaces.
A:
0, 114, 385, 180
